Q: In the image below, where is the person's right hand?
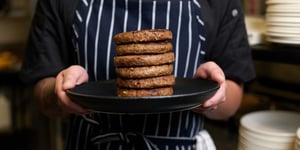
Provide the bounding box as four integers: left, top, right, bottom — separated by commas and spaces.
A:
55, 65, 90, 115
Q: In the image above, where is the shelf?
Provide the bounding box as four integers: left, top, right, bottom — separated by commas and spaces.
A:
249, 44, 300, 107
0, 14, 30, 20
251, 44, 300, 65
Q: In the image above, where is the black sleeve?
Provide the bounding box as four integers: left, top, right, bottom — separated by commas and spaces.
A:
19, 0, 78, 84
201, 0, 256, 83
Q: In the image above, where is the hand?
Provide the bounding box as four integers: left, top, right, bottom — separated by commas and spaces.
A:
193, 61, 226, 113
55, 65, 90, 115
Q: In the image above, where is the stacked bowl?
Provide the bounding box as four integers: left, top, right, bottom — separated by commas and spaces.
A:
265, 0, 300, 45
238, 110, 300, 150
296, 128, 300, 150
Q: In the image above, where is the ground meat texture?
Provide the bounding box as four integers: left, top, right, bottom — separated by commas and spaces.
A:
113, 29, 172, 44
115, 64, 173, 79
117, 87, 173, 97
116, 75, 175, 88
114, 52, 175, 67
115, 42, 173, 56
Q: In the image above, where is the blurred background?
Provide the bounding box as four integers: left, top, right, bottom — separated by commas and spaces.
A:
0, 0, 299, 150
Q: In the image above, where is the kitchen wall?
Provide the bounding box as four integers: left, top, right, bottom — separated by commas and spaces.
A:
242, 0, 300, 108
0, 1, 54, 150
0, 0, 33, 45
0, 17, 30, 45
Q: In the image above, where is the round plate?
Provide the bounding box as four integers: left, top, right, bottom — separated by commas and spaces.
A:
267, 36, 300, 45
266, 26, 300, 34
267, 16, 300, 23
266, 31, 300, 38
266, 22, 300, 27
266, 0, 300, 4
266, 13, 300, 17
67, 78, 219, 114
267, 5, 300, 13
240, 110, 300, 137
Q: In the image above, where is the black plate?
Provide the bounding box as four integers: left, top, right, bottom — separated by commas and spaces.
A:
67, 78, 219, 114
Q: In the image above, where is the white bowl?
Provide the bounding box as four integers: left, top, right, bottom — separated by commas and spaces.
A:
295, 140, 300, 150
238, 137, 284, 150
240, 110, 300, 137
239, 131, 294, 149
296, 139, 300, 145
239, 126, 295, 143
297, 128, 300, 139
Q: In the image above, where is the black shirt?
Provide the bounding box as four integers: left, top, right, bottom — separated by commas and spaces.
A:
20, 0, 255, 149
20, 0, 255, 83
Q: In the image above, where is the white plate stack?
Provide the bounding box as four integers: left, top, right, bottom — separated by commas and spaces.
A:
296, 128, 300, 150
265, 0, 300, 45
238, 110, 300, 150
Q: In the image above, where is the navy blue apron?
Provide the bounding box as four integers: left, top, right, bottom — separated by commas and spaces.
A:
66, 0, 208, 149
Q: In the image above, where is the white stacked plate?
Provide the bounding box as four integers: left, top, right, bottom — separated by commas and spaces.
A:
296, 128, 300, 150
238, 110, 300, 150
265, 0, 300, 45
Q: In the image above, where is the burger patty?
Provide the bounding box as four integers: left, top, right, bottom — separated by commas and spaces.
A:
114, 52, 175, 67
116, 42, 172, 55
113, 29, 172, 44
117, 87, 173, 97
117, 75, 175, 88
115, 64, 173, 79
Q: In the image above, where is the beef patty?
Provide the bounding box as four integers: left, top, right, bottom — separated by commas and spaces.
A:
113, 29, 175, 97
115, 64, 173, 79
117, 75, 175, 89
114, 52, 175, 67
113, 29, 172, 44
117, 87, 173, 97
116, 42, 172, 55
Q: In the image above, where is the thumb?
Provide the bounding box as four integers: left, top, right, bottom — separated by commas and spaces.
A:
62, 66, 88, 90
210, 69, 225, 84
194, 61, 225, 84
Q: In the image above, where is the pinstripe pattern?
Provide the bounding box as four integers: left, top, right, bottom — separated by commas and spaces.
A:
73, 0, 206, 81
67, 0, 213, 149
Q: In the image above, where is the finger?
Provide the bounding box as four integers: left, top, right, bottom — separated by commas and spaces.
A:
55, 72, 64, 94
55, 71, 89, 114
56, 84, 89, 114
58, 95, 89, 114
192, 104, 218, 113
71, 66, 89, 85
76, 72, 89, 85
195, 62, 225, 84
202, 83, 226, 108
62, 67, 88, 90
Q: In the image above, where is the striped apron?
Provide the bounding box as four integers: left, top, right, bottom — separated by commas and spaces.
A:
68, 0, 216, 149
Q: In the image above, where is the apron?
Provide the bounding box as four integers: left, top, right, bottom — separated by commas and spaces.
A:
68, 0, 216, 149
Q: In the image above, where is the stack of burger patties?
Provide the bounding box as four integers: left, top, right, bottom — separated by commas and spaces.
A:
113, 29, 176, 97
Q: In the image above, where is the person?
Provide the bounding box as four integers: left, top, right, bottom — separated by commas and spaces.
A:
20, 0, 255, 149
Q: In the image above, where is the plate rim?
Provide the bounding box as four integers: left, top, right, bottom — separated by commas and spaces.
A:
66, 78, 220, 113
67, 78, 219, 100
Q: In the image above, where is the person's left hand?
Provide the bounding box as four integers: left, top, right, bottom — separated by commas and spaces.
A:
192, 61, 227, 113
